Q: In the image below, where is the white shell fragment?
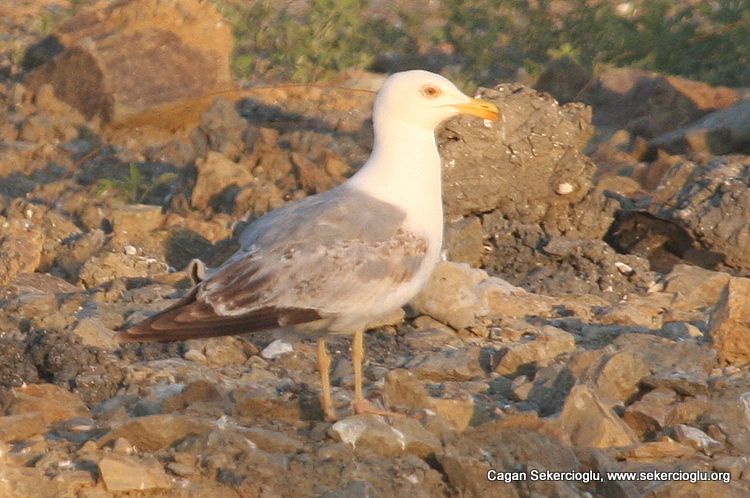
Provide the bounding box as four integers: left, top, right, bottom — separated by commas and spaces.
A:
555, 182, 575, 195
614, 261, 634, 275
261, 339, 294, 359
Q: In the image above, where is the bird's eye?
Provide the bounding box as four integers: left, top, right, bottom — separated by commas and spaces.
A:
420, 85, 441, 98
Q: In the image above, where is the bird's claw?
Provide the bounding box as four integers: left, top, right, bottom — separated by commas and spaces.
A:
352, 398, 402, 418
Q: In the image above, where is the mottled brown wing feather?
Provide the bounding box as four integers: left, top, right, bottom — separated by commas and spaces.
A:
199, 228, 428, 318
120, 286, 322, 343
120, 186, 427, 343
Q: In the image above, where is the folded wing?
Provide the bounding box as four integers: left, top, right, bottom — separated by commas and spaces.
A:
120, 186, 428, 342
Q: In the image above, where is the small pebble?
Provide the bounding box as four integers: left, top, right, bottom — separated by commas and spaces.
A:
555, 182, 574, 195
167, 462, 195, 477
614, 261, 634, 275
261, 339, 293, 359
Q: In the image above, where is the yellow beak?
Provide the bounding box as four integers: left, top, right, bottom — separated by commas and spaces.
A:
453, 98, 500, 121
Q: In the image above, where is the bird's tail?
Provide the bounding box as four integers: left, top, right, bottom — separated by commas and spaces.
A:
118, 287, 321, 343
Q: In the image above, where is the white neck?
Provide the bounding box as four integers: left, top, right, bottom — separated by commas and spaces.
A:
348, 120, 443, 238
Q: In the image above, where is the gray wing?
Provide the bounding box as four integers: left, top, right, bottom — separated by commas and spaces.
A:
236, 184, 410, 250
201, 225, 428, 316
121, 185, 428, 342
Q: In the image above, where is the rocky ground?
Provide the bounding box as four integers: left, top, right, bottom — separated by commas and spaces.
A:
2, 1, 750, 497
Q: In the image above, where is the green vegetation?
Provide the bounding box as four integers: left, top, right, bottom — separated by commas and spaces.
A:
216, 0, 750, 88
441, 0, 750, 87
97, 163, 178, 204
216, 0, 405, 82
31, 0, 750, 87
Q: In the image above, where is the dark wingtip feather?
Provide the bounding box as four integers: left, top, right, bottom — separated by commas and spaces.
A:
119, 288, 323, 344
118, 287, 202, 343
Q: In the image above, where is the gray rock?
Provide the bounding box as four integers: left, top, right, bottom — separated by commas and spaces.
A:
98, 454, 172, 492
101, 414, 213, 451
202, 336, 249, 366
712, 455, 750, 484
383, 370, 434, 413
383, 369, 475, 432
703, 394, 750, 454
623, 388, 677, 437
0, 218, 44, 285
401, 325, 463, 350
0, 336, 39, 388
329, 414, 440, 458
6, 383, 90, 425
319, 480, 378, 498
440, 83, 597, 229
231, 385, 304, 423
71, 317, 119, 350
444, 216, 485, 267
650, 100, 750, 155
191, 151, 253, 212
509, 375, 533, 401
192, 97, 248, 159
645, 481, 747, 498
525, 363, 576, 416
78, 250, 168, 288
613, 333, 717, 379
0, 413, 47, 442
642, 369, 708, 396
54, 228, 106, 280
579, 350, 651, 405
665, 397, 711, 426
616, 439, 696, 461
439, 453, 520, 498
25, 0, 233, 125
244, 427, 305, 454
410, 261, 487, 330
709, 277, 750, 366
646, 156, 750, 273
109, 204, 164, 243
487, 225, 653, 297
558, 384, 638, 448
390, 417, 443, 457
161, 379, 225, 413
670, 424, 724, 455
166, 461, 196, 477
405, 346, 484, 382
581, 67, 739, 139
495, 326, 575, 376
441, 420, 585, 498
260, 339, 294, 360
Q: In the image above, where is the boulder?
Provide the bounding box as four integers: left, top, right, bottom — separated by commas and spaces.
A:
0, 217, 44, 285
581, 68, 740, 138
644, 156, 750, 273
534, 56, 592, 104
101, 414, 213, 452
5, 383, 90, 425
411, 260, 523, 330
557, 384, 638, 448
494, 326, 576, 376
440, 83, 602, 237
24, 0, 233, 125
191, 151, 253, 211
99, 454, 172, 492
650, 100, 750, 155
329, 414, 441, 457
709, 277, 750, 366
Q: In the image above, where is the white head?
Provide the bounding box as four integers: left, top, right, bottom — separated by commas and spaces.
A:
372, 70, 499, 131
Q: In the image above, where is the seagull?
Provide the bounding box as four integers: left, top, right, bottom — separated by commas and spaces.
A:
119, 70, 500, 421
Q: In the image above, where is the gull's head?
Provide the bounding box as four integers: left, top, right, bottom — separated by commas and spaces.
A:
373, 70, 500, 131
